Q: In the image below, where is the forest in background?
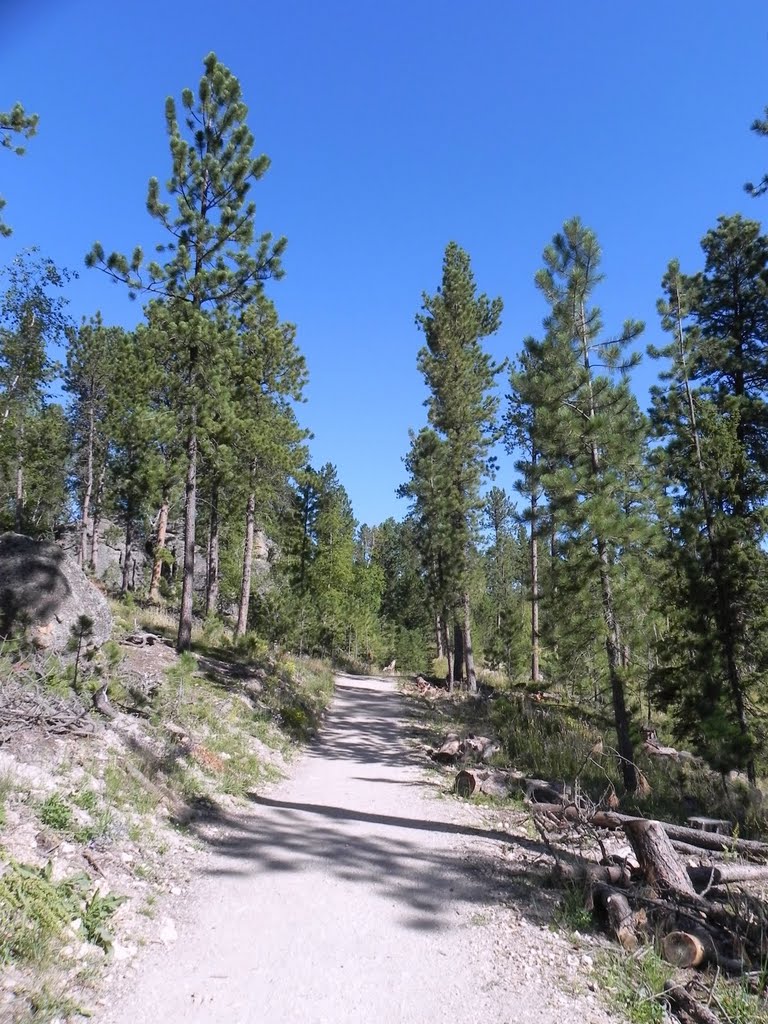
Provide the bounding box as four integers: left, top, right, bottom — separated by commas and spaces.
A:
4, 54, 768, 792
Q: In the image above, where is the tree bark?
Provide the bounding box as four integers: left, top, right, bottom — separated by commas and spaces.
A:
530, 445, 541, 685
435, 614, 444, 659
598, 539, 637, 792
121, 507, 133, 594
15, 449, 23, 533
623, 818, 697, 897
591, 883, 637, 951
80, 404, 95, 568
90, 461, 106, 574
462, 591, 477, 693
453, 619, 464, 684
206, 479, 220, 616
592, 810, 768, 859
148, 497, 169, 604
177, 425, 197, 652
235, 489, 255, 639
663, 982, 720, 1024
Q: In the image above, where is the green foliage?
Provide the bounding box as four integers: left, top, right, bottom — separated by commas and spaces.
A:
0, 855, 125, 974
80, 889, 125, 952
0, 103, 38, 237
401, 242, 504, 688
0, 250, 73, 535
38, 793, 75, 832
649, 218, 768, 780
553, 882, 593, 933
597, 948, 672, 1024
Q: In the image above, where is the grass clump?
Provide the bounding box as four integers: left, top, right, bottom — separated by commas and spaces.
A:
597, 947, 673, 1024
38, 793, 75, 832
553, 882, 593, 934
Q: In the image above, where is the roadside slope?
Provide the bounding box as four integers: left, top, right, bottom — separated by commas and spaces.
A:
102, 675, 616, 1024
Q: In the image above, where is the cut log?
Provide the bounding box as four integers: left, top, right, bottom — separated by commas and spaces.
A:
661, 931, 707, 968
524, 778, 569, 804
529, 802, 582, 822
479, 770, 511, 798
592, 811, 768, 860
671, 840, 731, 861
432, 733, 463, 763
643, 740, 680, 758
454, 768, 512, 799
623, 819, 697, 898
553, 860, 632, 888
663, 982, 720, 1024
687, 816, 732, 834
455, 769, 486, 798
687, 862, 768, 889
592, 883, 638, 951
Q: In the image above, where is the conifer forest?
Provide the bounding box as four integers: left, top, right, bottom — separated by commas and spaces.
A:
5, 52, 768, 793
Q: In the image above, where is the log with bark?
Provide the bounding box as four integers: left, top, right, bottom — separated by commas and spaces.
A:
592, 811, 768, 860
591, 882, 638, 951
663, 982, 720, 1024
432, 733, 463, 763
623, 819, 697, 897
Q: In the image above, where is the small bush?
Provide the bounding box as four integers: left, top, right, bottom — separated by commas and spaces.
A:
38, 793, 75, 832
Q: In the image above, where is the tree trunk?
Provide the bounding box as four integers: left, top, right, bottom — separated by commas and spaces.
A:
592, 810, 768, 859
177, 425, 197, 653
597, 538, 637, 792
90, 461, 106, 574
121, 509, 133, 593
453, 620, 464, 684
435, 614, 444, 659
148, 497, 169, 604
206, 480, 220, 616
15, 450, 23, 533
462, 591, 477, 693
79, 405, 95, 568
530, 447, 541, 684
443, 612, 454, 691
236, 489, 255, 639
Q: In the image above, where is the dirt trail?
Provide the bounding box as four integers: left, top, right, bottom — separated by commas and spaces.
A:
102, 675, 617, 1024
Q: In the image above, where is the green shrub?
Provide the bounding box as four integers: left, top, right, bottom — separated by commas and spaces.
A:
38, 793, 74, 832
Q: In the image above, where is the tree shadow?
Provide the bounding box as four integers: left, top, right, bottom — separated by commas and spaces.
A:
182, 676, 563, 932
0, 533, 70, 639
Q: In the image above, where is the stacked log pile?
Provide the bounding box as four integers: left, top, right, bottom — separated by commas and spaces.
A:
528, 798, 768, 1021
425, 728, 768, 1020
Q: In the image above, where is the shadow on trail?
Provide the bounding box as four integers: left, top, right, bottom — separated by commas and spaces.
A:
305, 682, 425, 769
184, 676, 558, 932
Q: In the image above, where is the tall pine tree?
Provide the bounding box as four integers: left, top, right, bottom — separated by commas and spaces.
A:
86, 53, 285, 650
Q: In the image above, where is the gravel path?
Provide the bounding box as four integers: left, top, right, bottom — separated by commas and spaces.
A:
102, 675, 619, 1024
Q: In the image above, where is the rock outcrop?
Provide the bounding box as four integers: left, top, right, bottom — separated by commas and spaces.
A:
0, 532, 112, 650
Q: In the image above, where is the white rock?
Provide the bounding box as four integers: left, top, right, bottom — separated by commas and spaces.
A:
112, 940, 137, 962
158, 916, 178, 945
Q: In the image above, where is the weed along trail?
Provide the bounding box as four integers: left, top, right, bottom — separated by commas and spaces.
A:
103, 676, 615, 1024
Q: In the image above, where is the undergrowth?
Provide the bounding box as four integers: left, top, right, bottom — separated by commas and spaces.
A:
0, 858, 124, 965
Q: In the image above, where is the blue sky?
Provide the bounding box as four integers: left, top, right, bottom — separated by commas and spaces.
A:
4, 1, 768, 525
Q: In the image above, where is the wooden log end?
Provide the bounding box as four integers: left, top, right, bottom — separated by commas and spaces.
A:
662, 931, 707, 969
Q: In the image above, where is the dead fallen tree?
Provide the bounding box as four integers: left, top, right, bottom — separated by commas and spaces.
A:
591, 810, 768, 860
532, 799, 768, 1016
0, 680, 94, 742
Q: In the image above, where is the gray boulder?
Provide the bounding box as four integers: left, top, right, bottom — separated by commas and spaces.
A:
0, 533, 113, 651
